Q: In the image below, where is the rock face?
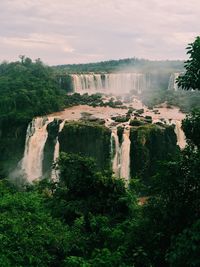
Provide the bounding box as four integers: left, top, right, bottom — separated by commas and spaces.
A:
59, 121, 111, 171
130, 124, 178, 183
43, 119, 62, 177
0, 118, 28, 177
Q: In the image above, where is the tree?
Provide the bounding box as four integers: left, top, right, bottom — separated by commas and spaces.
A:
177, 36, 200, 90
137, 142, 200, 266
182, 109, 200, 148
50, 152, 132, 224
0, 180, 70, 267
167, 220, 200, 267
45, 153, 142, 266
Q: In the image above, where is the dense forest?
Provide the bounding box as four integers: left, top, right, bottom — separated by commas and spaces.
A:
0, 37, 200, 266
54, 58, 184, 74
0, 56, 66, 122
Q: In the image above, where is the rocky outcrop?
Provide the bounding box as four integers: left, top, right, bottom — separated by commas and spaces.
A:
0, 118, 29, 177
59, 121, 111, 171
130, 124, 178, 183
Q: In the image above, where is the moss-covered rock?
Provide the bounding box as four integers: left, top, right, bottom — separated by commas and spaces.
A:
59, 121, 111, 171
129, 119, 146, 127
111, 115, 129, 123
144, 115, 152, 123
43, 119, 63, 176
130, 124, 178, 183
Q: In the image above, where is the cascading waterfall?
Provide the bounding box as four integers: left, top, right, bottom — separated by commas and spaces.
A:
71, 73, 146, 94
21, 117, 53, 182
173, 120, 186, 149
168, 73, 180, 91
111, 127, 131, 182
120, 127, 131, 182
52, 120, 66, 162
166, 119, 186, 149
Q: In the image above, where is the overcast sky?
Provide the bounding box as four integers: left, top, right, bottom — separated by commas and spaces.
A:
0, 0, 199, 65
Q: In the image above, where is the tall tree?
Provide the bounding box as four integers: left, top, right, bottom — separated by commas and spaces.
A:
177, 36, 200, 90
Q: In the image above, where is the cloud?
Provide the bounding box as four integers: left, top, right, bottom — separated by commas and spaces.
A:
0, 0, 199, 64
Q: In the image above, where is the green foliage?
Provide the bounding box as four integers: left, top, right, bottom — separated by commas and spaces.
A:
64, 92, 104, 107
129, 119, 145, 126
167, 220, 200, 267
59, 121, 111, 171
33, 152, 142, 266
130, 124, 178, 183
50, 153, 132, 224
182, 109, 200, 147
0, 180, 70, 267
54, 58, 183, 74
140, 144, 200, 266
111, 115, 129, 123
63, 92, 126, 109
140, 88, 200, 112
58, 74, 74, 92
177, 36, 200, 90
0, 57, 65, 121
165, 90, 200, 112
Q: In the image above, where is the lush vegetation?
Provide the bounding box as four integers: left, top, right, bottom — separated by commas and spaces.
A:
177, 36, 200, 90
59, 121, 111, 170
64, 93, 125, 108
0, 154, 139, 266
140, 88, 200, 112
130, 124, 178, 185
0, 56, 66, 122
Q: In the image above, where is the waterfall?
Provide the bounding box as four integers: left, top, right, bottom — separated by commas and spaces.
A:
111, 127, 131, 183
120, 127, 131, 182
71, 73, 146, 94
168, 73, 180, 91
174, 120, 186, 149
21, 117, 53, 182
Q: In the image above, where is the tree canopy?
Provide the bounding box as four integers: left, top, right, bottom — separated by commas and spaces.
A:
177, 36, 200, 90
0, 56, 65, 122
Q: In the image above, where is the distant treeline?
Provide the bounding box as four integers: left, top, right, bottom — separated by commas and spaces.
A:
53, 57, 184, 74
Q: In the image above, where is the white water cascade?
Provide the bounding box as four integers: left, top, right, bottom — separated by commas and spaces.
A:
120, 127, 131, 182
71, 73, 146, 94
168, 73, 180, 91
21, 117, 54, 182
51, 120, 66, 180
173, 120, 186, 149
52, 120, 66, 162
111, 127, 131, 183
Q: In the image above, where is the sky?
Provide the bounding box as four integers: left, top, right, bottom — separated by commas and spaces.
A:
0, 0, 199, 65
